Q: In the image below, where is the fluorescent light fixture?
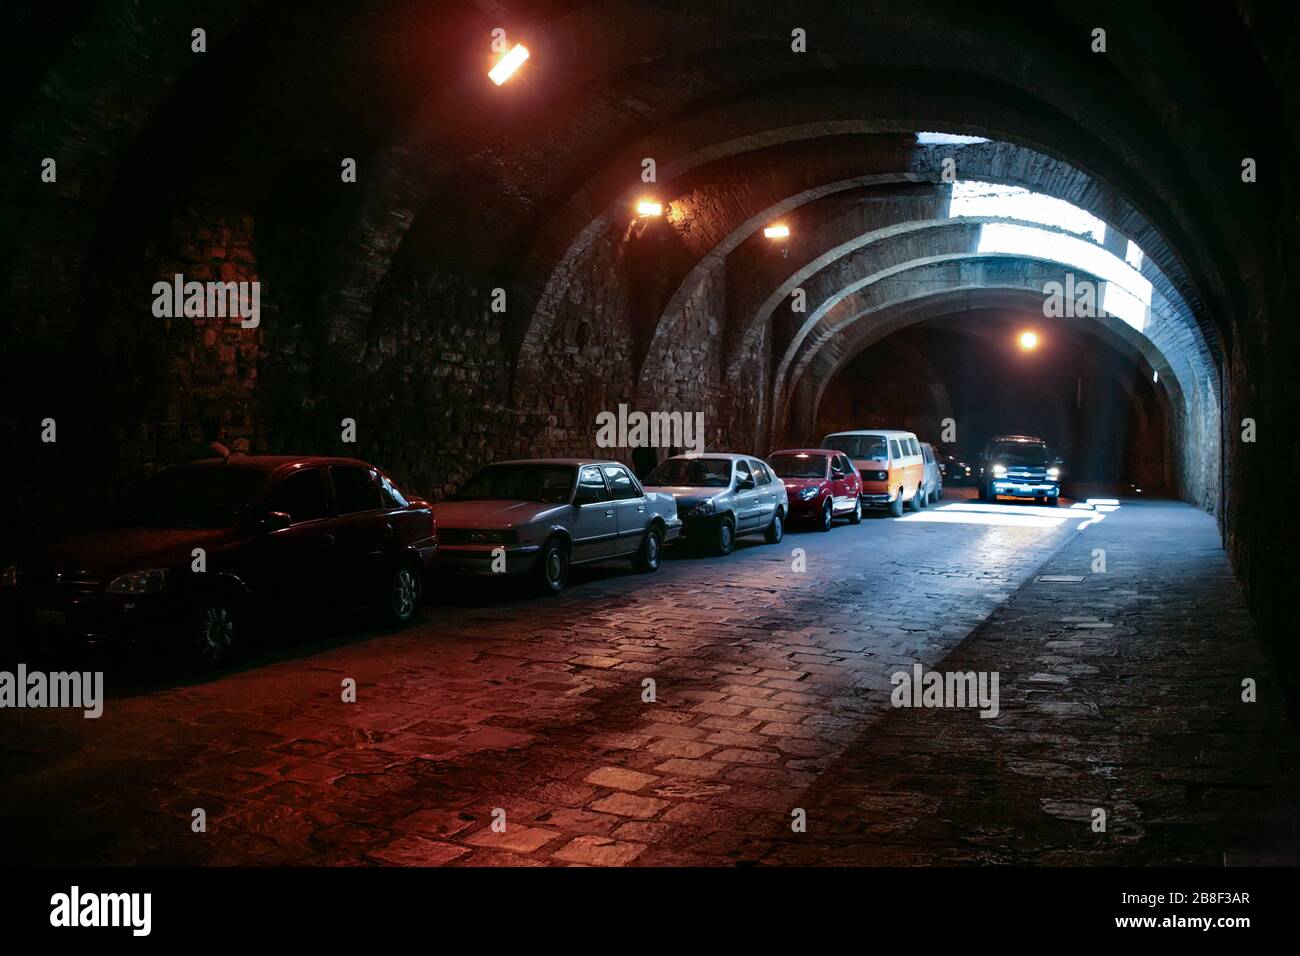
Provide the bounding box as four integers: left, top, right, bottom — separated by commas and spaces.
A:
635, 200, 663, 217
489, 43, 529, 85
763, 224, 790, 239
916, 132, 991, 145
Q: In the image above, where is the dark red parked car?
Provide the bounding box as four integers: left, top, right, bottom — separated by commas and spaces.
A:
0, 456, 437, 667
767, 449, 863, 530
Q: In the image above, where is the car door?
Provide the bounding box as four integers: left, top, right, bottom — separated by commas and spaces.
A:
258, 465, 335, 610
602, 464, 649, 556
750, 459, 779, 522
326, 464, 389, 603
570, 465, 618, 562
831, 454, 855, 512
904, 436, 925, 496
732, 460, 761, 532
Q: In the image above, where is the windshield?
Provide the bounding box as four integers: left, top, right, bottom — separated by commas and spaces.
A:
646, 458, 732, 488
990, 441, 1051, 466
769, 454, 828, 479
451, 464, 576, 503
115, 467, 269, 529
823, 435, 888, 462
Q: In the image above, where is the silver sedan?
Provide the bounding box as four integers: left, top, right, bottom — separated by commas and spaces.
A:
432, 459, 681, 593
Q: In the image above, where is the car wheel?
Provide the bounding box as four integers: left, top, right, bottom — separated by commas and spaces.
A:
765, 509, 785, 544
1046, 495, 1059, 507
936, 485, 944, 501
909, 487, 925, 511
382, 561, 422, 625
848, 497, 863, 524
888, 491, 904, 517
188, 596, 243, 669
715, 517, 736, 555
632, 526, 663, 573
818, 498, 834, 532
535, 537, 569, 594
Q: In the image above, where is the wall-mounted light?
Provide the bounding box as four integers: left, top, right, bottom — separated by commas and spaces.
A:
489, 43, 530, 85
636, 200, 663, 217
1018, 330, 1039, 351
763, 224, 790, 239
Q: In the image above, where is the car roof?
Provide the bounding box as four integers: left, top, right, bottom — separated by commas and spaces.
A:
176, 455, 375, 473
491, 458, 621, 468
770, 448, 837, 456
660, 452, 755, 462
824, 429, 916, 438
987, 435, 1047, 444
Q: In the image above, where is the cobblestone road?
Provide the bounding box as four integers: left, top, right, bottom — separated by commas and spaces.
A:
1, 490, 1295, 865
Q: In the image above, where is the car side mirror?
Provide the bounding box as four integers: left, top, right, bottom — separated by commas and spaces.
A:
736, 477, 755, 491
831, 469, 845, 479
259, 510, 292, 533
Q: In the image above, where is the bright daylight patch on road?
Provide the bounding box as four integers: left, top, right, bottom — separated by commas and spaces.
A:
898, 501, 1071, 528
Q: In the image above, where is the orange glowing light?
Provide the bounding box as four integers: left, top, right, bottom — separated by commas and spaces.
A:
763, 224, 790, 239
1018, 330, 1039, 350
489, 44, 530, 85
636, 200, 663, 217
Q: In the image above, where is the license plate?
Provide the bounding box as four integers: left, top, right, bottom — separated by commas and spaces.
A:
33, 609, 66, 627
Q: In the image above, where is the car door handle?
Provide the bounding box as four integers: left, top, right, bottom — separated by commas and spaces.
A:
636, 505, 645, 513
320, 534, 335, 550
604, 509, 615, 518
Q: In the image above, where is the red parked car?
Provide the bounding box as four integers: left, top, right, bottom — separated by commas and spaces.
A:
767, 449, 863, 530
0, 456, 438, 668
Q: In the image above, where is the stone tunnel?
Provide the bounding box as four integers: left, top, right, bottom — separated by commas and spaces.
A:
0, 0, 1297, 879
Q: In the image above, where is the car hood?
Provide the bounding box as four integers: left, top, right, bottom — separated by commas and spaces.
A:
432, 499, 568, 528
644, 485, 726, 510
19, 526, 232, 577
781, 477, 827, 491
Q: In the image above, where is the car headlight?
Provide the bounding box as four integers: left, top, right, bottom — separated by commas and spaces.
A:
798, 486, 819, 500
106, 569, 168, 594
992, 464, 1007, 477
690, 499, 716, 517
1, 564, 17, 588
1046, 467, 1060, 480
865, 470, 888, 481
467, 530, 517, 544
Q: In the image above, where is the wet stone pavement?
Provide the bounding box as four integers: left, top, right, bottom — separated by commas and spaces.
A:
1, 490, 1296, 866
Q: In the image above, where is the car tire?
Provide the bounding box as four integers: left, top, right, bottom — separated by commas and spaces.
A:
187, 595, 243, 669
936, 485, 944, 501
1046, 495, 1059, 507
382, 561, 422, 626
632, 526, 663, 573
818, 498, 834, 532
889, 491, 904, 517
715, 517, 736, 556
534, 537, 569, 594
765, 508, 785, 544
848, 497, 863, 524
909, 487, 925, 511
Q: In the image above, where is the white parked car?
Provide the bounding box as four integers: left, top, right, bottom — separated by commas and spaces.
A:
643, 453, 788, 555
433, 459, 681, 593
